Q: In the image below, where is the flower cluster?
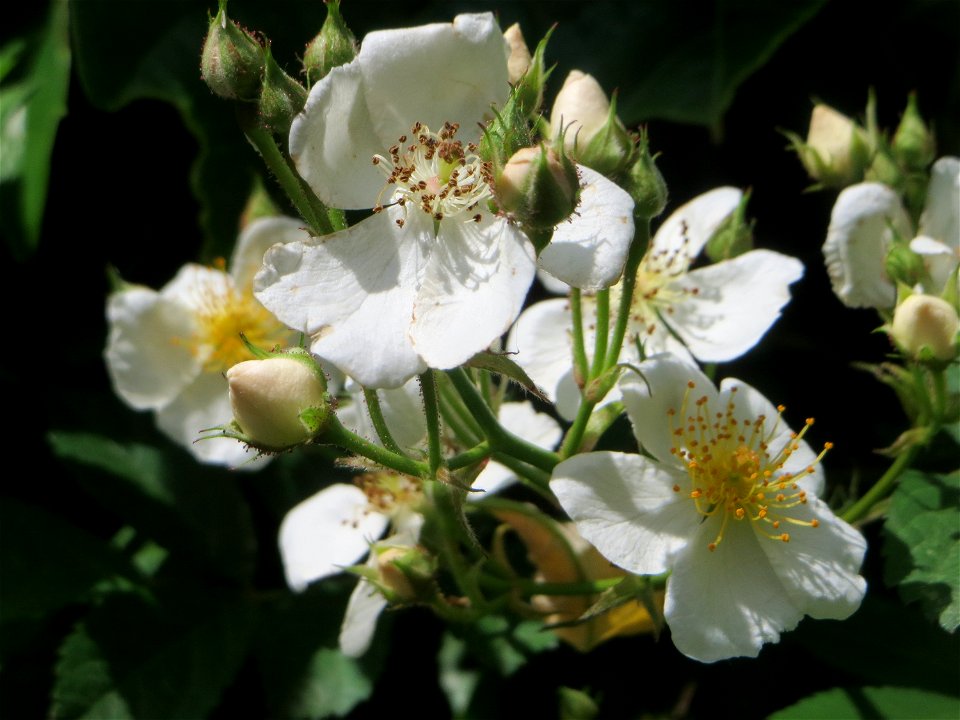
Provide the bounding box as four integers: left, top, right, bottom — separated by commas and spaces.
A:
101, 8, 890, 672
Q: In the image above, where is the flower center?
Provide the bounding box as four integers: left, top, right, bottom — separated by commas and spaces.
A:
667, 381, 831, 551
615, 226, 702, 347
188, 267, 289, 373
372, 121, 494, 227
356, 471, 422, 516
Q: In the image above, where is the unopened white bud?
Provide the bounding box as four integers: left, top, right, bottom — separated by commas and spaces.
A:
550, 70, 611, 154
801, 104, 869, 187
890, 294, 959, 362
227, 356, 327, 449
503, 23, 532, 85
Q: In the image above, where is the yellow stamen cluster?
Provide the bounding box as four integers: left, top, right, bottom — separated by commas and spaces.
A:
667, 381, 831, 552
186, 270, 288, 373
372, 121, 494, 225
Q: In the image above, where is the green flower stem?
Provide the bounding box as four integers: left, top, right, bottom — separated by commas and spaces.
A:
569, 289, 590, 388
437, 378, 483, 445
361, 387, 404, 456
446, 367, 560, 474
419, 371, 443, 478
447, 442, 491, 470
590, 289, 610, 378
323, 416, 429, 478
241, 119, 334, 237
604, 221, 648, 369
479, 574, 624, 597
427, 481, 487, 608
558, 397, 597, 459
841, 444, 920, 525
490, 451, 553, 497
931, 366, 948, 426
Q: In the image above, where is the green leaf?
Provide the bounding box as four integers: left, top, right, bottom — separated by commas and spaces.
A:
51, 592, 256, 719
255, 584, 385, 719
558, 0, 827, 131
0, 0, 71, 258
794, 593, 960, 695
883, 469, 960, 632
466, 351, 547, 401
451, 615, 557, 678
438, 633, 481, 717
772, 686, 960, 719
47, 431, 257, 583
70, 0, 255, 260
0, 499, 135, 621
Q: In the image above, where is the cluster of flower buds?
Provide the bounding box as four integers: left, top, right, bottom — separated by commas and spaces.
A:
789, 93, 937, 207
201, 0, 357, 135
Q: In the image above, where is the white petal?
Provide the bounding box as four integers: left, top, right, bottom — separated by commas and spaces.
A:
758, 496, 866, 620
105, 286, 200, 411
358, 13, 509, 147
410, 216, 535, 369
230, 216, 310, 292
822, 182, 911, 308
914, 156, 960, 291
255, 209, 427, 388
918, 157, 960, 251
339, 578, 388, 658
551, 452, 695, 575
665, 521, 804, 662
663, 249, 804, 362
154, 371, 265, 469
620, 356, 716, 466
538, 166, 635, 291
472, 401, 562, 496
278, 484, 389, 592
651, 187, 742, 260
290, 60, 386, 210
507, 298, 583, 420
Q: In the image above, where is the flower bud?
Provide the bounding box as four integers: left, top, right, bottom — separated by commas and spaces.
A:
893, 94, 936, 173
791, 104, 870, 188
706, 190, 754, 262
373, 545, 435, 602
303, 0, 357, 86
623, 129, 667, 220
551, 70, 633, 176
200, 0, 264, 101
885, 242, 926, 289
890, 294, 959, 362
227, 354, 329, 450
507, 24, 554, 119
503, 23, 532, 85
497, 145, 579, 235
258, 45, 307, 136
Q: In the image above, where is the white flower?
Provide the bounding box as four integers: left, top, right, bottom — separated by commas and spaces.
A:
823, 156, 959, 308
104, 217, 308, 466
551, 356, 867, 662
510, 187, 804, 418
277, 475, 423, 657
254, 13, 634, 389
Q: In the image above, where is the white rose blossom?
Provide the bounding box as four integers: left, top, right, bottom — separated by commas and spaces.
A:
510, 187, 804, 418
104, 217, 308, 467
551, 356, 867, 662
823, 155, 959, 308
254, 13, 634, 390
